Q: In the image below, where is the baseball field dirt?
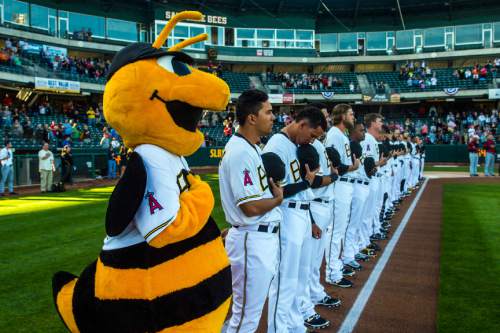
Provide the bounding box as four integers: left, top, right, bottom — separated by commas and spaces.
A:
253, 176, 500, 333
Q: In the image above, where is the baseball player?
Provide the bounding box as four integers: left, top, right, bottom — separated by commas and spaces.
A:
361, 114, 388, 242
324, 104, 360, 288
342, 122, 377, 269
264, 107, 330, 333
219, 90, 284, 333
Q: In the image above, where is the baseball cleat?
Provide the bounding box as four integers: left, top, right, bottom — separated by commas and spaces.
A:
355, 253, 370, 261
316, 295, 341, 308
367, 242, 381, 251
345, 260, 362, 270
304, 313, 330, 329
342, 267, 356, 277
328, 277, 353, 288
361, 248, 376, 256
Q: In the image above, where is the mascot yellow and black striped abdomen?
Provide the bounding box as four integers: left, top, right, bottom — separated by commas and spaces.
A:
52, 11, 232, 333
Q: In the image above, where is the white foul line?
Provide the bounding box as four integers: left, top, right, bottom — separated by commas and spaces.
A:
337, 178, 429, 333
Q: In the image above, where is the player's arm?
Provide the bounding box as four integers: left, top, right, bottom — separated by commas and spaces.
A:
283, 163, 318, 197
239, 178, 283, 217
310, 165, 338, 188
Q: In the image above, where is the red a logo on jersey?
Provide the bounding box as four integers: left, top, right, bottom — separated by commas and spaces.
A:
243, 169, 253, 186
145, 191, 163, 215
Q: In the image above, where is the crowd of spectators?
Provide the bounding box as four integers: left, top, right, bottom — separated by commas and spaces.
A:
263, 72, 356, 92
384, 106, 498, 145
452, 59, 499, 82
0, 94, 110, 149
0, 38, 23, 67
40, 50, 111, 80
399, 60, 438, 89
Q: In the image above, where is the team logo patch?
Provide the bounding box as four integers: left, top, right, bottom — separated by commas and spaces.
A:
145, 191, 163, 215
444, 87, 459, 95
243, 169, 253, 186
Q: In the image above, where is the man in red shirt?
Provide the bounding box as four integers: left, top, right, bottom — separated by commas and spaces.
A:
483, 134, 496, 176
468, 135, 480, 176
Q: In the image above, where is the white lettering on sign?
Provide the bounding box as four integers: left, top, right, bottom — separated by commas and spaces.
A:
165, 11, 227, 25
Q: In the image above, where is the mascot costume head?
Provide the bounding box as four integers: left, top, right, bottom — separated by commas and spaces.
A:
52, 11, 232, 333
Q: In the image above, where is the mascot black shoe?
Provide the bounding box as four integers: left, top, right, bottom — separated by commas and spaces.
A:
52, 11, 232, 333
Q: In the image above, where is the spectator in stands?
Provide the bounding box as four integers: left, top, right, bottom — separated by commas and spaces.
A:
60, 145, 73, 185
11, 119, 23, 138
467, 135, 480, 177
71, 123, 81, 142
81, 124, 91, 144
2, 94, 12, 107
110, 136, 121, 152
349, 82, 355, 92
0, 140, 16, 196
23, 120, 33, 139
118, 146, 130, 178
2, 106, 12, 127
87, 106, 96, 126
107, 146, 117, 179
38, 142, 55, 192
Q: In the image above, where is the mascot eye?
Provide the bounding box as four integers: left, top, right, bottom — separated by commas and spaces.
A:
157, 55, 191, 76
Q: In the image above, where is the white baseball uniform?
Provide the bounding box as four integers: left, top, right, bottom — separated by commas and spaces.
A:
361, 133, 382, 236
299, 138, 335, 320
103, 144, 190, 250
343, 140, 371, 264
324, 126, 354, 283
220, 133, 282, 333
264, 132, 315, 333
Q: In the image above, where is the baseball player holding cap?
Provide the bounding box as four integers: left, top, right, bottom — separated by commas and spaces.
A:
324, 104, 360, 288
219, 89, 284, 333
264, 106, 334, 332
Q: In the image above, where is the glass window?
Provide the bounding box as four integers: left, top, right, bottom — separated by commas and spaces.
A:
276, 40, 294, 48
30, 4, 49, 29
276, 29, 294, 39
366, 31, 387, 50
319, 33, 338, 52
236, 39, 256, 47
218, 27, 224, 45
107, 18, 137, 41
455, 24, 482, 44
338, 33, 357, 51
396, 30, 414, 49
296, 30, 313, 40
190, 26, 205, 37
424, 27, 445, 46
295, 41, 313, 48
58, 10, 68, 19
174, 25, 189, 38
494, 22, 500, 41
4, 0, 29, 25
69, 12, 105, 37
257, 29, 275, 39
237, 28, 255, 39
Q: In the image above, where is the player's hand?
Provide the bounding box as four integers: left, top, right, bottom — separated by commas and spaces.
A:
330, 166, 338, 175
269, 177, 283, 204
304, 164, 319, 186
352, 154, 361, 170
312, 223, 322, 239
379, 156, 388, 167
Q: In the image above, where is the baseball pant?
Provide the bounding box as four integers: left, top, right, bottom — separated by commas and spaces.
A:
268, 203, 311, 333
40, 170, 53, 192
485, 152, 495, 176
225, 226, 279, 333
420, 157, 425, 179
0, 164, 14, 193
325, 181, 353, 283
343, 182, 370, 264
363, 177, 380, 236
300, 200, 332, 319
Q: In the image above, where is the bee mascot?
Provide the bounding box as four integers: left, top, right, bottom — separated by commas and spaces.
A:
52, 11, 232, 333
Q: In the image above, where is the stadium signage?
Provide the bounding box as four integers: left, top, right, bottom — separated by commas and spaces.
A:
34, 77, 80, 93
443, 88, 459, 96
321, 91, 335, 100
165, 11, 227, 25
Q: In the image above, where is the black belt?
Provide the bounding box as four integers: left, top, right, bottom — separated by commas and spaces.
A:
339, 177, 355, 183
288, 202, 310, 210
356, 180, 369, 185
234, 224, 279, 233
258, 225, 279, 233
313, 198, 330, 204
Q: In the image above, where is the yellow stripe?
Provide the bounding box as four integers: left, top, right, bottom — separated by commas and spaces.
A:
95, 237, 229, 300
236, 194, 261, 204
157, 297, 231, 333
144, 217, 175, 240
56, 279, 80, 333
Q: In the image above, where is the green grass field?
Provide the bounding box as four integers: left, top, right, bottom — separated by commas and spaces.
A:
424, 165, 487, 173
0, 175, 226, 333
438, 183, 500, 333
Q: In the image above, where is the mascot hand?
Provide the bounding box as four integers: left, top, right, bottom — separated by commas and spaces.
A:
149, 174, 215, 248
